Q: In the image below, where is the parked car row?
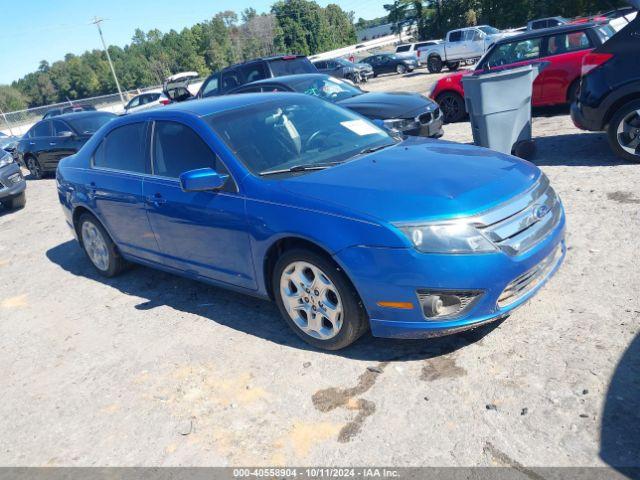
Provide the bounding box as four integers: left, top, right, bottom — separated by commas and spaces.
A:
0, 134, 26, 211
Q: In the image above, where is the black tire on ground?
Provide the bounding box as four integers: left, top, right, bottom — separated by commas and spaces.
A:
437, 92, 466, 123
26, 156, 43, 180
77, 213, 128, 277
447, 62, 461, 71
1, 191, 26, 210
427, 56, 443, 74
272, 248, 369, 351
567, 80, 580, 104
607, 99, 640, 163
396, 64, 407, 74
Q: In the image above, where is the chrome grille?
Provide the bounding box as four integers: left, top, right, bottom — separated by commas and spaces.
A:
472, 175, 562, 256
498, 244, 564, 308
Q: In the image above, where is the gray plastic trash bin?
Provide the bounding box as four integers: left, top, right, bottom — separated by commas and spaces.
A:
461, 63, 546, 158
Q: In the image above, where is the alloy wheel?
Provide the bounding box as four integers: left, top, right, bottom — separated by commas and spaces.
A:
279, 261, 344, 340
27, 158, 41, 179
440, 94, 464, 123
81, 221, 110, 271
396, 64, 407, 74
617, 109, 640, 157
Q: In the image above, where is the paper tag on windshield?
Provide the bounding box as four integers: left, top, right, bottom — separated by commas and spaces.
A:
341, 120, 381, 136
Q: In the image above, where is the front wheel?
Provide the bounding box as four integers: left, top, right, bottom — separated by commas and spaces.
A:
78, 213, 128, 277
437, 92, 466, 123
273, 249, 368, 350
396, 64, 407, 74
608, 100, 640, 163
1, 191, 26, 210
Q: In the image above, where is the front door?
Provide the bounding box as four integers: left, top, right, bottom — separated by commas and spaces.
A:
51, 120, 83, 165
143, 120, 255, 289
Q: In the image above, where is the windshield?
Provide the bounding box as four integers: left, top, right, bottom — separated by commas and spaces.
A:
291, 76, 362, 102
478, 26, 500, 35
206, 96, 394, 176
67, 113, 116, 134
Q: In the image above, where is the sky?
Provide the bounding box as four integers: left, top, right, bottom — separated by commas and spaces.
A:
0, 0, 387, 85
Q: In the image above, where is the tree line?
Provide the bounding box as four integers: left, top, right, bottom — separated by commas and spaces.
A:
0, 0, 356, 111
385, 0, 627, 39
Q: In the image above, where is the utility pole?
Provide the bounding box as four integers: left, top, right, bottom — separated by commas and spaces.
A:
91, 17, 125, 106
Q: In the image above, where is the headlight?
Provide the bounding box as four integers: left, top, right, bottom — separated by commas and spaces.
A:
383, 118, 420, 133
0, 151, 13, 168
398, 222, 497, 254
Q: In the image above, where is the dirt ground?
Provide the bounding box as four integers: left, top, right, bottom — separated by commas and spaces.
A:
0, 69, 638, 469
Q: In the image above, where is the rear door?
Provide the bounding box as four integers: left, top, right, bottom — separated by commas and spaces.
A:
31, 121, 56, 169
89, 122, 159, 261
143, 120, 255, 288
539, 29, 594, 105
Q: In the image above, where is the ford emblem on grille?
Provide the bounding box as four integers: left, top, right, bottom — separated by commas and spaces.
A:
533, 204, 550, 220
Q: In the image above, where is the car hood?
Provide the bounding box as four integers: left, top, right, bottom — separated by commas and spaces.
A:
337, 92, 437, 119
279, 138, 540, 225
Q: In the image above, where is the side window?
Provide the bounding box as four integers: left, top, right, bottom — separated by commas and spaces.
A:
93, 123, 147, 173
314, 61, 326, 70
152, 121, 230, 180
547, 31, 592, 55
470, 30, 483, 41
396, 45, 411, 52
239, 62, 268, 84
149, 93, 160, 102
449, 31, 463, 42
52, 120, 73, 137
532, 20, 546, 30
484, 38, 542, 67
33, 121, 51, 137
127, 96, 141, 109
221, 70, 241, 93
202, 76, 219, 98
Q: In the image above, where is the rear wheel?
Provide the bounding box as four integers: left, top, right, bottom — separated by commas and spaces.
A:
78, 213, 128, 277
1, 192, 26, 210
26, 156, 43, 180
273, 249, 368, 350
607, 99, 640, 163
427, 56, 443, 74
437, 92, 466, 123
447, 61, 461, 71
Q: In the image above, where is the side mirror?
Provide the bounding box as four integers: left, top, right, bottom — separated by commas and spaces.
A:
59, 131, 75, 138
179, 168, 228, 192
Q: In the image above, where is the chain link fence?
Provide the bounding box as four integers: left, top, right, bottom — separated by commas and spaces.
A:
0, 85, 162, 137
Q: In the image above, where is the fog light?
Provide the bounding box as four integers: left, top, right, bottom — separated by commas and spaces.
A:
417, 290, 483, 320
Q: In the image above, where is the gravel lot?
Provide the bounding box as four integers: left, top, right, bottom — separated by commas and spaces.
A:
1, 69, 639, 469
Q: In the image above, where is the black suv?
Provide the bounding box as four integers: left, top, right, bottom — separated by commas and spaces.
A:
197, 55, 318, 99
571, 14, 640, 162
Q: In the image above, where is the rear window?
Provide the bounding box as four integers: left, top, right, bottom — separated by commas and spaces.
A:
396, 45, 411, 52
67, 113, 116, 135
547, 31, 592, 55
594, 24, 616, 43
93, 123, 146, 173
268, 57, 317, 76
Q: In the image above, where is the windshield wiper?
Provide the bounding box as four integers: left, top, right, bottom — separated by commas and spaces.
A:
259, 163, 337, 176
350, 143, 396, 159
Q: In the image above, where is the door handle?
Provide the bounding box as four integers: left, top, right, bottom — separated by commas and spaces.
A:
29, 142, 35, 146
86, 182, 97, 193
49, 142, 57, 146
145, 194, 167, 207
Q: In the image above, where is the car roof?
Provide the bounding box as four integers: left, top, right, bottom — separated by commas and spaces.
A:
495, 21, 599, 43
239, 73, 331, 87
48, 111, 117, 121
123, 93, 305, 120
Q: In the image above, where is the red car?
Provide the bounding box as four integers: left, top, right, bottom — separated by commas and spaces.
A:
431, 22, 616, 123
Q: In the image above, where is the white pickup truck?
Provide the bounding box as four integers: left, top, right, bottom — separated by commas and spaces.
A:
417, 25, 513, 73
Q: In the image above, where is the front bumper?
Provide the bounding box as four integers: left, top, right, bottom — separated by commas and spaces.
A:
334, 213, 566, 339
0, 162, 26, 200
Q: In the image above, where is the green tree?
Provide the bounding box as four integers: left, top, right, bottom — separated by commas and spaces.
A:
0, 85, 28, 111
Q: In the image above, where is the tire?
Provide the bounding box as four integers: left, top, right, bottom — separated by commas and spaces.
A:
273, 249, 368, 350
607, 99, 640, 163
26, 156, 43, 180
1, 192, 26, 210
78, 213, 128, 277
437, 92, 466, 123
447, 61, 461, 71
567, 80, 580, 104
427, 56, 443, 74
396, 64, 407, 74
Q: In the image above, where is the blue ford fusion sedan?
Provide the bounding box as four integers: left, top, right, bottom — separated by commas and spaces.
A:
57, 93, 566, 350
